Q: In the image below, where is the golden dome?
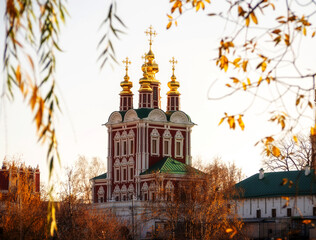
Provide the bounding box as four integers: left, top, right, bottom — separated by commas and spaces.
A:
120, 57, 133, 95
139, 54, 152, 92
167, 57, 180, 95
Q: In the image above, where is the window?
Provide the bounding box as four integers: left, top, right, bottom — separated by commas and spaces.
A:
129, 167, 134, 181
313, 207, 316, 216
121, 167, 127, 182
163, 129, 172, 157
272, 208, 276, 218
151, 129, 160, 156
163, 139, 171, 156
152, 139, 158, 154
115, 168, 120, 182
129, 139, 134, 155
122, 140, 127, 156
287, 208, 292, 217
115, 141, 120, 157
174, 131, 184, 158
256, 209, 261, 218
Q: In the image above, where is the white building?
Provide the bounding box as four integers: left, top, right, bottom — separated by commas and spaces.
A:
236, 168, 316, 239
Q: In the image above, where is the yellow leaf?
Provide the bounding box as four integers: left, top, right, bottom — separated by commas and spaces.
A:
16, 65, 21, 84
257, 76, 263, 86
175, 20, 178, 26
296, 97, 300, 106
230, 77, 239, 84
284, 34, 290, 46
308, 101, 313, 108
228, 116, 235, 129
35, 98, 44, 130
311, 125, 316, 136
242, 82, 246, 91
272, 146, 281, 157
204, 0, 210, 3
272, 29, 281, 34
261, 61, 267, 72
238, 6, 244, 16
293, 135, 298, 143
218, 117, 225, 125
30, 86, 38, 110
250, 12, 258, 24
226, 84, 231, 88
196, 1, 201, 11
233, 57, 241, 64
312, 31, 315, 38
303, 27, 307, 36
281, 178, 288, 186
167, 21, 172, 29
226, 228, 233, 233
167, 14, 173, 19
242, 60, 248, 72
247, 78, 251, 85
245, 17, 250, 27
266, 136, 274, 142
237, 115, 245, 130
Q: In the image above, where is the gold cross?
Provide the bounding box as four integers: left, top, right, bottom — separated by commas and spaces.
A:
169, 57, 178, 74
145, 25, 157, 48
141, 53, 148, 73
122, 57, 131, 75
141, 53, 147, 64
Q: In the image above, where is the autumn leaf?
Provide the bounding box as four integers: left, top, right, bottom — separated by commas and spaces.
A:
167, 21, 172, 29
237, 115, 245, 130
311, 125, 316, 136
272, 145, 281, 157
293, 135, 298, 143
261, 61, 267, 72
228, 116, 235, 129
250, 12, 258, 24
245, 17, 250, 27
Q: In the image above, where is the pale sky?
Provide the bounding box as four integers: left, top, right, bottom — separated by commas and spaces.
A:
0, 0, 314, 183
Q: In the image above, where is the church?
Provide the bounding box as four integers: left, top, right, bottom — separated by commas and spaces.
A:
91, 26, 196, 206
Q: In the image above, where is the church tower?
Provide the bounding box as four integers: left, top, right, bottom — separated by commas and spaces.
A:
91, 26, 195, 203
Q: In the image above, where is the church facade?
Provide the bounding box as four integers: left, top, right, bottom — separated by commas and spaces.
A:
91, 26, 195, 205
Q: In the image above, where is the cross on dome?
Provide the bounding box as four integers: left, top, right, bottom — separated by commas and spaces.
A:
145, 25, 157, 49
169, 57, 178, 75
122, 57, 131, 75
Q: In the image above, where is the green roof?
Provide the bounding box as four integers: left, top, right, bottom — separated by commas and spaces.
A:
91, 172, 107, 180
134, 108, 154, 119
236, 170, 316, 198
113, 108, 193, 123
140, 157, 200, 175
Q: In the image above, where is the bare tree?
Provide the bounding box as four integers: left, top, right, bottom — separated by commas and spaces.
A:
263, 135, 311, 171
142, 159, 245, 240
0, 160, 48, 240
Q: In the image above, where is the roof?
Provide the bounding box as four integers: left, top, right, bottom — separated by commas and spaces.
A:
140, 157, 201, 175
236, 169, 316, 198
114, 108, 193, 124
91, 172, 107, 181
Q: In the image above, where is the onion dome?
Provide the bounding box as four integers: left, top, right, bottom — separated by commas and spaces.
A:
167, 57, 180, 95
120, 57, 133, 95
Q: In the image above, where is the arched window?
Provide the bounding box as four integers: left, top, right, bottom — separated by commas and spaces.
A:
114, 159, 120, 183
174, 130, 184, 158
165, 181, 174, 201
163, 130, 172, 157
141, 182, 149, 201
128, 130, 135, 155
128, 157, 134, 181
114, 132, 121, 157
98, 186, 105, 203
151, 129, 160, 156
